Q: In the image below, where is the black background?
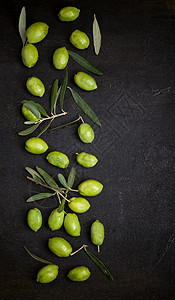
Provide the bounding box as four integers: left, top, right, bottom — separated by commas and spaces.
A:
1, 0, 175, 299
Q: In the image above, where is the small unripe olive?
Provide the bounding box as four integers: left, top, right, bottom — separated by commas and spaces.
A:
36, 264, 58, 283
70, 30, 90, 50
48, 237, 72, 257
46, 151, 69, 168
78, 179, 103, 196
74, 72, 97, 91
68, 197, 90, 213
26, 77, 45, 97
48, 209, 64, 231
91, 220, 104, 246
58, 7, 80, 22
25, 137, 48, 154
27, 208, 42, 232
53, 47, 69, 70
26, 22, 49, 43
21, 43, 38, 68
78, 123, 94, 143
64, 213, 81, 236
67, 266, 90, 282
22, 104, 40, 122
76, 152, 98, 168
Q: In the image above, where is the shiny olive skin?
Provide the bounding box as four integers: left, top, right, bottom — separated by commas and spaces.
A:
53, 47, 69, 70
78, 179, 103, 196
48, 237, 72, 257
46, 151, 69, 168
91, 220, 104, 246
70, 30, 90, 50
25, 137, 48, 154
64, 213, 81, 236
48, 209, 64, 231
21, 43, 38, 68
68, 197, 90, 213
67, 266, 90, 282
78, 123, 94, 143
26, 22, 49, 43
22, 104, 40, 122
58, 7, 80, 22
27, 208, 42, 232
26, 77, 45, 97
76, 152, 98, 168
36, 264, 58, 283
74, 72, 97, 91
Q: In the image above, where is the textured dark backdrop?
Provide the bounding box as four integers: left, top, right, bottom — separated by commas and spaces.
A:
0, 0, 175, 299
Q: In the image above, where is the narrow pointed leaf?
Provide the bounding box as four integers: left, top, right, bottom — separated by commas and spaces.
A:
37, 120, 53, 138
68, 50, 102, 75
27, 192, 55, 202
51, 117, 80, 131
51, 79, 59, 114
68, 88, 101, 126
22, 100, 48, 117
24, 246, 55, 265
19, 7, 26, 46
58, 174, 70, 189
67, 167, 76, 188
24, 121, 36, 125
21, 101, 40, 119
60, 68, 68, 112
36, 167, 61, 191
18, 124, 40, 136
93, 14, 101, 55
84, 248, 114, 280
25, 167, 45, 182
57, 199, 66, 213
54, 86, 61, 115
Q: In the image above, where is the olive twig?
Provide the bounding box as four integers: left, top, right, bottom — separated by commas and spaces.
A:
70, 244, 88, 256
38, 111, 67, 123
98, 245, 100, 253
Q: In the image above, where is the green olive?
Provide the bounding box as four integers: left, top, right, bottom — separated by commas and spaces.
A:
78, 179, 103, 196
74, 72, 97, 91
91, 220, 104, 247
36, 264, 58, 283
67, 266, 90, 282
58, 7, 80, 22
53, 47, 69, 70
26, 22, 49, 43
21, 43, 38, 68
48, 237, 72, 257
22, 104, 41, 122
46, 151, 69, 168
26, 77, 45, 97
48, 209, 64, 231
70, 30, 90, 50
25, 137, 48, 154
76, 152, 98, 168
78, 123, 94, 143
68, 197, 90, 213
27, 208, 42, 232
64, 213, 81, 236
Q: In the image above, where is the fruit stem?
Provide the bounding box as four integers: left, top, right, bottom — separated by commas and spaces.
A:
98, 245, 100, 253
70, 244, 88, 256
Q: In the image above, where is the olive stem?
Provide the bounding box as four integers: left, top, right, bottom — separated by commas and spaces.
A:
70, 188, 79, 192
38, 111, 68, 124
98, 245, 100, 253
56, 193, 61, 204
70, 244, 88, 256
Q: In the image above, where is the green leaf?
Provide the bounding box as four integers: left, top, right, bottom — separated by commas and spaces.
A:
36, 167, 61, 191
60, 68, 68, 112
24, 246, 55, 265
68, 87, 101, 126
22, 100, 48, 117
27, 192, 55, 202
18, 124, 40, 136
58, 174, 70, 189
51, 116, 80, 131
51, 79, 59, 114
57, 199, 66, 213
24, 121, 36, 125
84, 248, 114, 280
21, 100, 40, 119
54, 86, 61, 115
19, 7, 26, 46
67, 167, 76, 188
37, 120, 53, 138
25, 167, 46, 185
68, 50, 102, 75
93, 14, 101, 55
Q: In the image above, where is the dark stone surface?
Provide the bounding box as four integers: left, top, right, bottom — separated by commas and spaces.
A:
0, 0, 175, 299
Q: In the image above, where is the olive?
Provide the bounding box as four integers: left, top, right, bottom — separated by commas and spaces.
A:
91, 220, 104, 247
58, 7, 80, 22
78, 123, 94, 143
26, 22, 49, 43
25, 137, 48, 154
67, 266, 90, 282
26, 77, 45, 97
21, 43, 38, 68
27, 208, 42, 232
64, 213, 81, 236
48, 237, 72, 257
48, 209, 64, 231
76, 152, 98, 168
70, 30, 90, 50
46, 151, 69, 168
68, 197, 90, 213
78, 179, 103, 196
22, 104, 40, 122
74, 72, 97, 91
53, 47, 69, 70
36, 264, 58, 283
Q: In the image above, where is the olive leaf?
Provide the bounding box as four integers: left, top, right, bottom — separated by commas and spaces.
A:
27, 192, 55, 202
37, 119, 53, 138
21, 100, 40, 119
57, 198, 66, 213
25, 167, 46, 185
22, 100, 48, 117
68, 87, 101, 126
59, 68, 68, 112
18, 124, 40, 136
84, 247, 114, 280
58, 174, 70, 189
50, 79, 59, 115
51, 116, 81, 131
67, 167, 76, 188
93, 14, 101, 55
36, 167, 61, 191
24, 246, 55, 265
54, 86, 61, 115
19, 7, 26, 46
68, 50, 102, 75
24, 121, 36, 125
